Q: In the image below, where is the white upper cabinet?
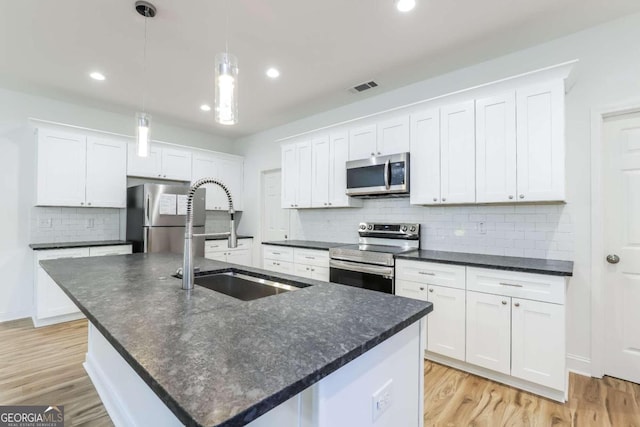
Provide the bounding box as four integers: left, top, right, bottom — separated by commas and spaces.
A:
37, 129, 87, 207
311, 135, 330, 208
440, 101, 476, 204
516, 80, 565, 202
192, 153, 244, 211
127, 143, 191, 181
377, 116, 410, 156
328, 131, 361, 208
36, 129, 126, 208
85, 136, 127, 208
281, 140, 312, 209
476, 93, 517, 203
410, 109, 441, 205
348, 124, 377, 160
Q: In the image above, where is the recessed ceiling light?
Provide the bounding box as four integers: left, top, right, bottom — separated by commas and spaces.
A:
89, 71, 106, 81
395, 0, 416, 12
200, 104, 211, 112
266, 68, 280, 79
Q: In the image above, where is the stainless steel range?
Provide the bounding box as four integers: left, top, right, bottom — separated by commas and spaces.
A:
329, 222, 420, 294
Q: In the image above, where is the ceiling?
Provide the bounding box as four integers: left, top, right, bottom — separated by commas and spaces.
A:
1, 0, 639, 138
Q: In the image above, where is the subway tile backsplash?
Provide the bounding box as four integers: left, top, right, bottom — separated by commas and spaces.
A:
290, 199, 573, 261
30, 207, 121, 243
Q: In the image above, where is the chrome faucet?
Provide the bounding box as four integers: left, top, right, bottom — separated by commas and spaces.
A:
182, 178, 237, 290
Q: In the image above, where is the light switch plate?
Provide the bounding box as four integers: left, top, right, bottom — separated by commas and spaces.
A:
372, 379, 393, 422
38, 218, 52, 228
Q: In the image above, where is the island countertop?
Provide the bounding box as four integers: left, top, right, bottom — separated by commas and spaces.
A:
40, 253, 432, 427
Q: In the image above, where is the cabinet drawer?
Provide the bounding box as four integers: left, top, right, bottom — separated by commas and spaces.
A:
396, 260, 466, 290
36, 247, 90, 261
294, 248, 329, 268
395, 279, 429, 302
262, 245, 294, 262
466, 267, 565, 304
236, 238, 253, 249
205, 240, 230, 252
89, 245, 132, 257
263, 259, 294, 275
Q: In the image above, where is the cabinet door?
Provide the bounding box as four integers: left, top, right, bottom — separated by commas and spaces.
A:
348, 124, 377, 160
328, 131, 358, 208
476, 93, 517, 203
161, 147, 192, 181
409, 109, 441, 205
192, 154, 220, 210
281, 143, 297, 208
516, 80, 565, 202
215, 158, 244, 211
205, 251, 227, 262
440, 101, 476, 204
427, 285, 466, 361
511, 298, 565, 390
226, 249, 252, 266
294, 263, 314, 279
311, 266, 330, 282
88, 245, 132, 257
466, 291, 511, 375
377, 116, 410, 156
296, 141, 313, 208
86, 136, 127, 208
311, 135, 330, 207
127, 143, 162, 178
36, 129, 87, 207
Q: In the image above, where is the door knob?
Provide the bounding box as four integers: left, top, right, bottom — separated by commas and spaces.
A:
606, 254, 620, 264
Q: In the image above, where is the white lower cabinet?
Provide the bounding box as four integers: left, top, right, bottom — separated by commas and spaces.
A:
204, 238, 253, 266
395, 260, 568, 401
33, 245, 132, 327
262, 246, 329, 281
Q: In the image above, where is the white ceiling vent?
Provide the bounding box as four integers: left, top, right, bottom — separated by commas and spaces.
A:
349, 81, 379, 94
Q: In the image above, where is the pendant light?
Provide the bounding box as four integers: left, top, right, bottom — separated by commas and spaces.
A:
215, 0, 238, 125
134, 1, 156, 157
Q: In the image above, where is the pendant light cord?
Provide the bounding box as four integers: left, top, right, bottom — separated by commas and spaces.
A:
142, 8, 148, 113
224, 0, 229, 56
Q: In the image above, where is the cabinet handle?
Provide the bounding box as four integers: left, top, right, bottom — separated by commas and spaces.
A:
328, 203, 332, 206
158, 174, 162, 177
324, 203, 327, 206
429, 288, 434, 293
377, 152, 381, 155
163, 175, 167, 178
306, 267, 310, 271
87, 202, 92, 206
272, 252, 281, 255
311, 268, 315, 272
418, 271, 435, 276
514, 302, 520, 307
501, 300, 508, 305
433, 198, 437, 202
304, 256, 315, 260
371, 152, 375, 156
519, 194, 525, 199
508, 195, 514, 200
499, 282, 523, 288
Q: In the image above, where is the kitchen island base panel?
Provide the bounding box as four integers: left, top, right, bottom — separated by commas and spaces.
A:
425, 351, 567, 403
32, 311, 85, 328
84, 319, 425, 427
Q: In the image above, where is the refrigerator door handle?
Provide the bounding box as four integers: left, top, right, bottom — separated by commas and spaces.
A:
143, 227, 149, 252
146, 193, 151, 225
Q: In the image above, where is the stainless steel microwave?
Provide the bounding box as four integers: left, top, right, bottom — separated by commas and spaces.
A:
345, 153, 410, 197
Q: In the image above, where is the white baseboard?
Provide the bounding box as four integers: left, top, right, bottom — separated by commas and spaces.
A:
0, 310, 33, 324
32, 312, 85, 328
566, 353, 592, 377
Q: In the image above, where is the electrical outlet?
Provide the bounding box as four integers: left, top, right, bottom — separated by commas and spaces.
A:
38, 218, 52, 228
479, 222, 487, 235
372, 379, 393, 422
86, 218, 95, 229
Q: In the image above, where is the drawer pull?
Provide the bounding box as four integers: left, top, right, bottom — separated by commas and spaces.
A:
428, 288, 434, 293
418, 271, 435, 276
304, 256, 315, 260
499, 282, 523, 288
501, 300, 508, 305
514, 302, 521, 307
272, 252, 281, 255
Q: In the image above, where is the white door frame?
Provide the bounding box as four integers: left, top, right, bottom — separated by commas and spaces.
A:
590, 99, 640, 378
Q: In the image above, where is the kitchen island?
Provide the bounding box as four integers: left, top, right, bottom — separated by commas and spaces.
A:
40, 253, 431, 427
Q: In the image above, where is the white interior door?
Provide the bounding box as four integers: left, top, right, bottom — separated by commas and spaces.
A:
263, 170, 290, 242
603, 112, 640, 384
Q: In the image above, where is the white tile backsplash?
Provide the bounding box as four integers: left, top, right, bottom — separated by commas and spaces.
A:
290, 199, 573, 260
30, 207, 121, 243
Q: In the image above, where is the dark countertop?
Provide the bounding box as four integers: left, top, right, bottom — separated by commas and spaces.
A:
396, 250, 573, 276
262, 240, 350, 251
29, 240, 132, 250
206, 235, 253, 241
40, 253, 431, 427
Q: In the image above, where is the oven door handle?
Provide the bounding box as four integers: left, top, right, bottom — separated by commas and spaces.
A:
330, 259, 394, 278
384, 159, 391, 190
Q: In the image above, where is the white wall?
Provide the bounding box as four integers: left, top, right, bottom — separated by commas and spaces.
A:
236, 12, 640, 373
0, 86, 234, 322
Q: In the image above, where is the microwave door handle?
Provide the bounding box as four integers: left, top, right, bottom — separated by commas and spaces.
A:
384, 159, 391, 190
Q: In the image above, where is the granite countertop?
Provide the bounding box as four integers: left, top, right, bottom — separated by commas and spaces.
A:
29, 240, 132, 251
396, 250, 573, 276
262, 240, 350, 251
40, 253, 431, 427
206, 235, 253, 241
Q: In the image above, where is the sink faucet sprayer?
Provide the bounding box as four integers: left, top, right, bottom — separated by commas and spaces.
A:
181, 178, 237, 290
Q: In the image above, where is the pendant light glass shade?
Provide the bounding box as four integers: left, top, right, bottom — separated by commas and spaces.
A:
214, 52, 238, 125
136, 112, 151, 157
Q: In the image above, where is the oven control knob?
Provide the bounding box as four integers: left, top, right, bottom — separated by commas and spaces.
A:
410, 226, 416, 232
401, 225, 408, 232
367, 225, 373, 230
360, 224, 366, 230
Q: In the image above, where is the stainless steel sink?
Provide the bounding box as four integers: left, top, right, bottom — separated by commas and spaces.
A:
194, 271, 303, 301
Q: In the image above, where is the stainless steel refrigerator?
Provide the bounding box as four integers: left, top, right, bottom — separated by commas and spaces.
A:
126, 184, 206, 256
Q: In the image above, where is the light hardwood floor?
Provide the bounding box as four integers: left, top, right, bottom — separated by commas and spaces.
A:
2, 319, 639, 427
